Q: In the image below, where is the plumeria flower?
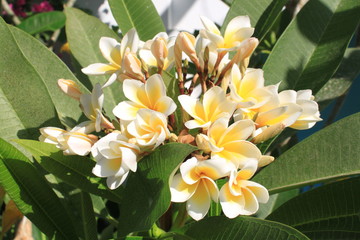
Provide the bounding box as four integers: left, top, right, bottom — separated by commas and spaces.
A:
119, 50, 145, 82
80, 83, 114, 132
220, 160, 269, 218
178, 86, 237, 129
200, 15, 254, 52
91, 131, 140, 189
39, 125, 97, 156
278, 90, 322, 130
206, 117, 262, 169
228, 65, 273, 109
82, 29, 140, 87
113, 74, 176, 121
57, 79, 82, 101
139, 32, 175, 71
170, 157, 230, 221
127, 109, 171, 150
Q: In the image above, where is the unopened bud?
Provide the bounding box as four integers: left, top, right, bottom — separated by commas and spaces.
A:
57, 79, 82, 101
252, 122, 285, 144
195, 134, 211, 154
151, 37, 168, 70
258, 155, 275, 167
169, 133, 178, 142
122, 51, 144, 81
233, 37, 259, 64
176, 32, 199, 67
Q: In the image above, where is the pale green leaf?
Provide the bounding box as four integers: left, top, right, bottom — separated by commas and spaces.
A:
0, 138, 78, 239
118, 143, 197, 236
180, 216, 309, 240
15, 139, 123, 203
65, 7, 125, 119
108, 0, 165, 41
263, 0, 360, 94
0, 18, 86, 141
17, 11, 65, 35
267, 177, 360, 239
253, 112, 360, 194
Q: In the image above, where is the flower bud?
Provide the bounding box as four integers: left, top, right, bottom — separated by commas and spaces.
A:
57, 79, 82, 101
196, 134, 211, 154
151, 37, 168, 70
233, 37, 259, 65
175, 32, 199, 67
121, 51, 144, 81
252, 122, 285, 144
258, 155, 275, 167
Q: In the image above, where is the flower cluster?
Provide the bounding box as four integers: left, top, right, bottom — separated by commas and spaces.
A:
40, 16, 321, 220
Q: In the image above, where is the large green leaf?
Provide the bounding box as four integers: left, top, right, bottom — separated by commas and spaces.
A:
64, 7, 125, 119
221, 0, 287, 40
79, 191, 98, 240
0, 138, 78, 239
316, 47, 360, 108
15, 139, 123, 203
263, 0, 360, 94
108, 0, 165, 41
267, 177, 360, 239
0, 17, 86, 141
253, 112, 360, 194
180, 216, 309, 240
118, 143, 197, 236
17, 11, 66, 35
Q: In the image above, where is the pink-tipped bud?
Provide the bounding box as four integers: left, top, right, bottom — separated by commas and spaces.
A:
151, 37, 168, 70
175, 32, 199, 67
57, 79, 82, 101
121, 51, 144, 81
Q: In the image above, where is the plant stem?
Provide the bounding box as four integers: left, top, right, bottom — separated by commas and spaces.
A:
1, 0, 21, 25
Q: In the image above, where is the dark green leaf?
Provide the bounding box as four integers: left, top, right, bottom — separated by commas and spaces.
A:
118, 143, 197, 236
0, 138, 78, 239
267, 177, 360, 239
253, 112, 360, 194
316, 47, 360, 109
180, 216, 309, 240
108, 0, 165, 41
17, 11, 65, 35
15, 139, 123, 203
79, 191, 98, 240
263, 0, 360, 94
0, 18, 86, 141
65, 8, 125, 119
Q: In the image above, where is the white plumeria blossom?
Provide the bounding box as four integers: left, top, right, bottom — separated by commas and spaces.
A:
81, 29, 140, 87
91, 131, 140, 189
80, 83, 114, 132
178, 86, 237, 129
220, 160, 269, 218
206, 117, 261, 169
200, 15, 254, 51
127, 109, 171, 150
39, 125, 96, 156
139, 32, 175, 71
170, 157, 230, 221
278, 90, 322, 130
228, 65, 273, 109
113, 74, 177, 121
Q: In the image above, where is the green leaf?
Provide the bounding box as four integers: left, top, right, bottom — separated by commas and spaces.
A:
221, 0, 287, 41
15, 139, 123, 203
263, 0, 360, 94
256, 189, 299, 219
118, 143, 197, 236
0, 138, 78, 239
267, 177, 360, 239
0, 18, 86, 141
316, 47, 360, 109
108, 0, 165, 41
79, 191, 98, 240
64, 7, 125, 119
17, 11, 66, 35
253, 112, 360, 194
180, 216, 309, 240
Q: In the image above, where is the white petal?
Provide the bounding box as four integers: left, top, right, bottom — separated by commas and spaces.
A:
122, 79, 146, 104
187, 180, 211, 221
121, 28, 139, 56
99, 37, 121, 65
82, 63, 118, 75
219, 183, 245, 219
113, 101, 142, 121
279, 90, 297, 104
120, 147, 138, 172
102, 72, 119, 88
106, 172, 129, 189
66, 134, 93, 156
243, 181, 269, 203
170, 174, 197, 202
200, 16, 220, 35
180, 157, 199, 185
